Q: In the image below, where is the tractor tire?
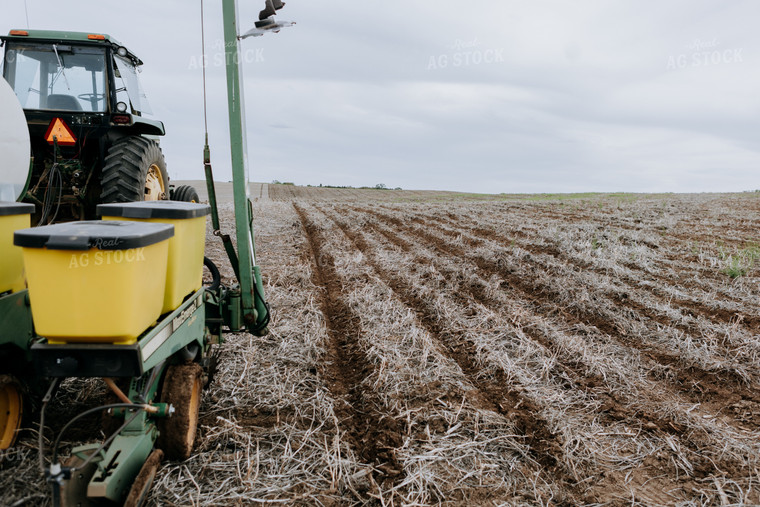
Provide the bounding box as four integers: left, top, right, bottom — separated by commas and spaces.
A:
0, 375, 24, 450
156, 363, 203, 460
172, 185, 200, 203
100, 137, 169, 203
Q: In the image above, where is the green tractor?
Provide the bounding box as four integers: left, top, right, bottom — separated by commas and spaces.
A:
0, 0, 282, 499
0, 29, 171, 224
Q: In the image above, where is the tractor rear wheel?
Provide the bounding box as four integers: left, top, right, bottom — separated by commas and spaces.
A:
100, 137, 169, 203
172, 185, 200, 203
0, 375, 23, 450
157, 363, 203, 460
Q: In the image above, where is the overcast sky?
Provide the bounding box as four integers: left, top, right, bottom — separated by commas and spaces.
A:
3, 1, 759, 193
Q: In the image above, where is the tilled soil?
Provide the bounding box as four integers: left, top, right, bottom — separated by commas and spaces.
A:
2, 188, 759, 506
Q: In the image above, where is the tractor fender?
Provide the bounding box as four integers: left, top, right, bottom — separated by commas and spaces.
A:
120, 116, 165, 136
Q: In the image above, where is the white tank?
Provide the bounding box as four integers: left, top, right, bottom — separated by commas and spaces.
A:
0, 77, 31, 202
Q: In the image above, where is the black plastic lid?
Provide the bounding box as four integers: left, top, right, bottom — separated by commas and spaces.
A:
14, 220, 174, 250
0, 202, 35, 216
96, 201, 210, 220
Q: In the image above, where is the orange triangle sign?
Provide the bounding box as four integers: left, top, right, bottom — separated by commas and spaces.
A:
44, 118, 77, 146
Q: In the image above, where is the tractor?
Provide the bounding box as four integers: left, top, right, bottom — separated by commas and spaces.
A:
0, 29, 173, 224
0, 0, 291, 503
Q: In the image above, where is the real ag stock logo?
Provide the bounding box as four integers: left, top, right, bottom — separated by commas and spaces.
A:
427, 38, 505, 70
667, 38, 744, 70
188, 39, 265, 69
0, 447, 33, 464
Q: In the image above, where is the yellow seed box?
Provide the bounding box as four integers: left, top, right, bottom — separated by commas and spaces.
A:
0, 202, 34, 294
98, 201, 210, 313
14, 220, 174, 344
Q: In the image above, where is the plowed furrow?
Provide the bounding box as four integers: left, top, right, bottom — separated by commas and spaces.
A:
447, 214, 760, 336
371, 204, 758, 340
318, 206, 592, 505
435, 215, 760, 366
345, 207, 760, 458
355, 210, 689, 430
618, 259, 754, 308
385, 205, 760, 332
294, 204, 404, 485
415, 204, 758, 310
510, 205, 760, 245
354, 206, 760, 431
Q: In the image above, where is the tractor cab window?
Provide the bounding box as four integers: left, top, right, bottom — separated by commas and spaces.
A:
2, 43, 106, 112
113, 55, 152, 116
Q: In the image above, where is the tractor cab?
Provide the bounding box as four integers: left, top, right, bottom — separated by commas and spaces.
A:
0, 30, 167, 223
4, 34, 110, 113
1, 29, 161, 127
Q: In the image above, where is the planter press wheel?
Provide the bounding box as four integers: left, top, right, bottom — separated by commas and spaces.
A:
123, 449, 164, 507
0, 375, 23, 450
157, 362, 203, 460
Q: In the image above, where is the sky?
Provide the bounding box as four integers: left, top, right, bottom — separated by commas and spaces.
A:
2, 1, 759, 193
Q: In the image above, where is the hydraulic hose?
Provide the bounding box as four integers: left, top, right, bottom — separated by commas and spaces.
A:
204, 256, 221, 291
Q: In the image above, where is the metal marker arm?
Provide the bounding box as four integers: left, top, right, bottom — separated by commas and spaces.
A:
221, 0, 269, 335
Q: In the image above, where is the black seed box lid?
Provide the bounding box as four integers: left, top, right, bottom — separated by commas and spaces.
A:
97, 201, 210, 220
14, 220, 174, 250
0, 202, 35, 216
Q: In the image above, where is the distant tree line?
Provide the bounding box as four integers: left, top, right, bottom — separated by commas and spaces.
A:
271, 180, 402, 190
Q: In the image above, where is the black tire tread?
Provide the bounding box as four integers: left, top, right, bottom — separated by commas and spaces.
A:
172, 185, 200, 203
100, 137, 168, 203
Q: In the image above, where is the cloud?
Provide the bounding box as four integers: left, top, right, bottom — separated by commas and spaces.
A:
2, 0, 759, 192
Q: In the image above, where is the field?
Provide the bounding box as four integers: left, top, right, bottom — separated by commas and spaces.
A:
3, 184, 760, 506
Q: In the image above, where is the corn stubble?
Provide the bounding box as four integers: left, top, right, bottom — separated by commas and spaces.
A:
3, 191, 760, 506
